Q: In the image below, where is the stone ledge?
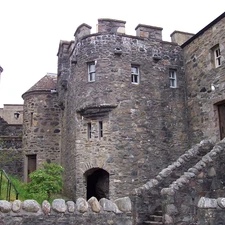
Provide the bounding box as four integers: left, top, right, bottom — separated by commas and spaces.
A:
76, 104, 117, 117
198, 197, 225, 209
0, 197, 132, 215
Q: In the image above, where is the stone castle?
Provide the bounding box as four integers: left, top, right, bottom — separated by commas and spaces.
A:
0, 12, 225, 224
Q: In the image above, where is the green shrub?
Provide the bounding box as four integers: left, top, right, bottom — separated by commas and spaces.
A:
26, 162, 64, 200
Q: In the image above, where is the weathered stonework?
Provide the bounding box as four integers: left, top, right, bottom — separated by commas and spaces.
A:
22, 73, 61, 181
0, 104, 23, 125
58, 18, 188, 200
182, 14, 225, 145
0, 105, 23, 149
1, 12, 225, 225
0, 198, 132, 225
0, 149, 23, 177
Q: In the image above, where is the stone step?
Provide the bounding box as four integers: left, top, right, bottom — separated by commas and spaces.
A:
144, 221, 163, 225
153, 210, 162, 216
149, 215, 163, 222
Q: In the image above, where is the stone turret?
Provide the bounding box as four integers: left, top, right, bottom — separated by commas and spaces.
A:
58, 18, 187, 201
22, 73, 61, 182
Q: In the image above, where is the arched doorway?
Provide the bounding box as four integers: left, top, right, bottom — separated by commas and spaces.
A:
84, 168, 109, 200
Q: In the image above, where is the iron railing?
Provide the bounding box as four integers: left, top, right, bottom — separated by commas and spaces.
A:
0, 169, 19, 201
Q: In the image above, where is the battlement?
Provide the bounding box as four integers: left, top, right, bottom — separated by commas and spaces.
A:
97, 18, 126, 34
72, 18, 166, 41
170, 30, 194, 46
135, 24, 163, 40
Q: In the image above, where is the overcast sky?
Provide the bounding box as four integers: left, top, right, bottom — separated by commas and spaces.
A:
0, 0, 224, 107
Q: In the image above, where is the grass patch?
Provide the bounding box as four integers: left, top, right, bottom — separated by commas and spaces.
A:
0, 175, 68, 204
0, 175, 20, 201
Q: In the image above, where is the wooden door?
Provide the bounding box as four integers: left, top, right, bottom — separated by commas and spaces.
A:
218, 104, 225, 139
27, 155, 36, 182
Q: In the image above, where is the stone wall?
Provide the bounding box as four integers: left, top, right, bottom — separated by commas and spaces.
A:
58, 19, 189, 201
0, 149, 24, 177
22, 92, 61, 167
183, 15, 225, 145
198, 197, 225, 224
161, 139, 225, 224
0, 117, 22, 149
0, 197, 132, 225
130, 139, 214, 224
0, 104, 23, 125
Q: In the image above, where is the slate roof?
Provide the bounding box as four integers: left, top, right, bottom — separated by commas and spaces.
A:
22, 73, 57, 98
181, 12, 225, 48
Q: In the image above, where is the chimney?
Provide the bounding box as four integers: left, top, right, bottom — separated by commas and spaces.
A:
170, 31, 194, 46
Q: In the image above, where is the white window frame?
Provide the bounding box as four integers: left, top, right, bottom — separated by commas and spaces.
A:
88, 61, 96, 82
214, 46, 221, 68
169, 70, 177, 88
131, 65, 139, 84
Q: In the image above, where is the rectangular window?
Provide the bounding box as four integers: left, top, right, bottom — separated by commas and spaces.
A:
87, 123, 91, 139
169, 70, 177, 88
214, 46, 221, 68
88, 61, 96, 82
131, 65, 139, 84
31, 112, 33, 126
99, 121, 103, 138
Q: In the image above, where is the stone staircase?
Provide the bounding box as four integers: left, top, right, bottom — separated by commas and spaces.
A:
144, 207, 163, 225
132, 139, 215, 225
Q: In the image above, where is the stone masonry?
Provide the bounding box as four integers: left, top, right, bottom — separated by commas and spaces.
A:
182, 14, 225, 146
57, 18, 188, 200
1, 11, 225, 225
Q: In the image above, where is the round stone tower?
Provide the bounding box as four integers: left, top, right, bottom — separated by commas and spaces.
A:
57, 19, 188, 200
22, 73, 61, 182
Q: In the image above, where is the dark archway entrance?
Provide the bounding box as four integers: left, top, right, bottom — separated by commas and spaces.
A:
85, 168, 109, 201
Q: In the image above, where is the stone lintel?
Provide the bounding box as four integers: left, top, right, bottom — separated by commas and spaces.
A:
77, 104, 117, 117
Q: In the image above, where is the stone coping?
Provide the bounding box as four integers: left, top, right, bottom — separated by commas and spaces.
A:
198, 197, 225, 209
161, 138, 225, 196
0, 197, 132, 215
132, 139, 214, 195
